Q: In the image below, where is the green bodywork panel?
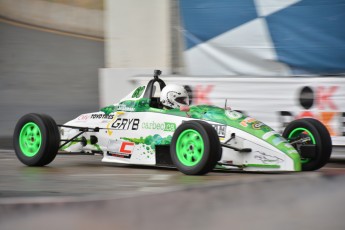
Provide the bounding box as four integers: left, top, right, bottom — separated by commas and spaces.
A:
132, 86, 145, 98
122, 134, 172, 150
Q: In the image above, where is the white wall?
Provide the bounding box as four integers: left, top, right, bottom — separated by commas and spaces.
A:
100, 0, 171, 106
104, 0, 171, 68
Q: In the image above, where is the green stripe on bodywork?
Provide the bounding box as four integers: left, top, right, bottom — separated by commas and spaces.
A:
244, 164, 280, 169
122, 134, 172, 150
288, 153, 301, 171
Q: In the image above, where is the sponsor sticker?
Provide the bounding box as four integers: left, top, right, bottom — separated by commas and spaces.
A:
91, 114, 114, 119
77, 114, 90, 121
142, 121, 176, 132
252, 121, 265, 130
112, 118, 140, 130
119, 141, 135, 154
254, 151, 284, 164
240, 117, 256, 127
182, 120, 226, 137
117, 104, 135, 112
225, 110, 242, 120
108, 141, 135, 159
211, 124, 226, 138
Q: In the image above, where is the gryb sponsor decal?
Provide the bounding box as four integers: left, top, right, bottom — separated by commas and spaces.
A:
112, 118, 140, 130
142, 121, 176, 132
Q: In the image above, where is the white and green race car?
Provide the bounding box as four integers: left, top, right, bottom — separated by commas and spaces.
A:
13, 70, 332, 175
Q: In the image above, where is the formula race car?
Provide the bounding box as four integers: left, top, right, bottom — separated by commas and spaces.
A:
13, 70, 332, 175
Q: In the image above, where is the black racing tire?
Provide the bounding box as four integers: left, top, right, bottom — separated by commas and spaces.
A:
13, 113, 60, 166
282, 118, 332, 171
193, 120, 222, 161
170, 120, 221, 175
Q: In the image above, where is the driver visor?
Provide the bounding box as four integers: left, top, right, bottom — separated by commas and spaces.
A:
175, 96, 188, 105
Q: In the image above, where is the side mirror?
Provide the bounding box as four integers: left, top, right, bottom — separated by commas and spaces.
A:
180, 106, 190, 112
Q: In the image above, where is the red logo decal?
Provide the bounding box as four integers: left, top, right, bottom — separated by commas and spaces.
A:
119, 142, 135, 154
317, 86, 338, 110
77, 114, 89, 121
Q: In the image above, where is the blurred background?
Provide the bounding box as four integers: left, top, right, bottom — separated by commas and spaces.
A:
1, 0, 344, 152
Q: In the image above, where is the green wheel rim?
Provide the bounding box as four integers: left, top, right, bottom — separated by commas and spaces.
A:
288, 128, 316, 164
19, 122, 42, 157
176, 129, 204, 167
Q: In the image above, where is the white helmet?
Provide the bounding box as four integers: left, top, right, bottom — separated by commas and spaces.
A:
160, 84, 189, 109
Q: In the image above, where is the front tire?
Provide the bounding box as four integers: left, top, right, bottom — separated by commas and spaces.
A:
170, 121, 221, 175
13, 113, 60, 166
282, 118, 332, 171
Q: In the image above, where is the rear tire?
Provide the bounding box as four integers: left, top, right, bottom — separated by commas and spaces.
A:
170, 121, 221, 175
13, 113, 60, 166
282, 118, 332, 171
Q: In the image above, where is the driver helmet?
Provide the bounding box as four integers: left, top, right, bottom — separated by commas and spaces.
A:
160, 84, 189, 109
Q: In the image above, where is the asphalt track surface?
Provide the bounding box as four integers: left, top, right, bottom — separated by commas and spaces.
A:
1, 149, 345, 230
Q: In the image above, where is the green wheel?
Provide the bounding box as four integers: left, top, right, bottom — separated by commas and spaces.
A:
13, 113, 60, 166
171, 121, 221, 175
19, 122, 42, 157
283, 118, 332, 171
176, 129, 205, 167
